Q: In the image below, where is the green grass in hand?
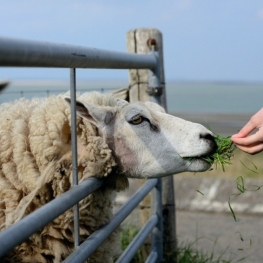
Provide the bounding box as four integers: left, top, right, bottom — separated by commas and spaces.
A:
203, 135, 236, 172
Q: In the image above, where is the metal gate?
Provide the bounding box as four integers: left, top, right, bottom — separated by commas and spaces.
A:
0, 35, 164, 262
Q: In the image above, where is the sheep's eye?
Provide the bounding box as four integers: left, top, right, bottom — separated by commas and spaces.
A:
130, 116, 143, 125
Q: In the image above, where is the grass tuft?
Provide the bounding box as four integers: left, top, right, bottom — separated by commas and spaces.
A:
203, 134, 236, 172
119, 225, 143, 263
120, 225, 246, 263
175, 240, 245, 263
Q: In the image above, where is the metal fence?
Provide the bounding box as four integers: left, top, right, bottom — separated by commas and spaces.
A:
0, 36, 164, 262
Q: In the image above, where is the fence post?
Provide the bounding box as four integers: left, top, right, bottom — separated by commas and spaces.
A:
126, 28, 176, 260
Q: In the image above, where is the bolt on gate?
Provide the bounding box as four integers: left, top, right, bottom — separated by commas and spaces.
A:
0, 29, 173, 262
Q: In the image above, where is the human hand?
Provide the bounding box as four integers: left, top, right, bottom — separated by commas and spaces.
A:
231, 108, 263, 154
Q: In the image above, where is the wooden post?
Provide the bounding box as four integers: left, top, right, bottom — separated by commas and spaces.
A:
126, 28, 176, 260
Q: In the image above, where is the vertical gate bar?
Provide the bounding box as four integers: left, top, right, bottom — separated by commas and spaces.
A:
147, 51, 161, 105
148, 47, 164, 261
69, 68, 80, 248
151, 178, 163, 262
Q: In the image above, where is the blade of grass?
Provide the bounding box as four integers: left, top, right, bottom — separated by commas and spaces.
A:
197, 190, 204, 195
228, 198, 240, 222
239, 160, 258, 174
236, 176, 245, 194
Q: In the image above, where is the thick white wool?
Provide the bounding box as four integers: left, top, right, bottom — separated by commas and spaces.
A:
0, 92, 127, 263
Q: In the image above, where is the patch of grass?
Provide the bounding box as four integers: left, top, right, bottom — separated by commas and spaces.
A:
203, 135, 236, 172
175, 240, 246, 263
119, 225, 143, 263
120, 225, 246, 263
175, 242, 243, 263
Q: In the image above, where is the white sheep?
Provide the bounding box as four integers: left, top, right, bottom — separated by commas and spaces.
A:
0, 92, 216, 263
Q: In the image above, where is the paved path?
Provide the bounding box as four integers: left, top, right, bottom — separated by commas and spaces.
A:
174, 176, 263, 262
177, 210, 263, 263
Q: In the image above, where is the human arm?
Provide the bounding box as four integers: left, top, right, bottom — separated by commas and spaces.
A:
231, 108, 263, 154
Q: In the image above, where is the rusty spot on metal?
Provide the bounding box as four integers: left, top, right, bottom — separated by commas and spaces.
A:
147, 38, 157, 49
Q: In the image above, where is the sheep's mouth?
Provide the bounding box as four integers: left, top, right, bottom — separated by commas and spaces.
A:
182, 154, 214, 165
182, 143, 217, 163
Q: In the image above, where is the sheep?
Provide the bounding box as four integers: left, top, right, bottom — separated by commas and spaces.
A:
0, 91, 216, 263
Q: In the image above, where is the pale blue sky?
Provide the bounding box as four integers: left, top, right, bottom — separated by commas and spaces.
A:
1, 0, 263, 82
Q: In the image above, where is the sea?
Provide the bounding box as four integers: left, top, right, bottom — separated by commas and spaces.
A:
0, 80, 262, 115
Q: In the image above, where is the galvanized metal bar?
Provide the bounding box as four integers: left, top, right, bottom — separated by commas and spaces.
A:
0, 37, 157, 69
148, 51, 162, 105
116, 214, 158, 263
69, 68, 80, 248
148, 46, 165, 262
63, 179, 158, 263
145, 251, 158, 263
151, 178, 163, 262
0, 178, 104, 258
69, 69, 78, 187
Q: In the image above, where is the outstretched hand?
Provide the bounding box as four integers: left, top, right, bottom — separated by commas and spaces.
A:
231, 108, 263, 154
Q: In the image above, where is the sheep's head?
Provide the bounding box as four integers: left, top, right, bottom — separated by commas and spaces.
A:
65, 97, 217, 179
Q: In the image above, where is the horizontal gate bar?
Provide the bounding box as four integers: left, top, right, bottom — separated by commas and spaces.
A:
145, 251, 158, 263
0, 37, 157, 69
0, 177, 104, 258
116, 214, 158, 263
63, 178, 158, 263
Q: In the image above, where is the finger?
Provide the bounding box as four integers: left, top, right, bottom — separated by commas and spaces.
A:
235, 143, 263, 155
231, 131, 263, 146
232, 120, 257, 138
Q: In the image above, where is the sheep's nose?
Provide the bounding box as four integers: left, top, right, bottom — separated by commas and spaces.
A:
199, 133, 214, 141
199, 133, 218, 153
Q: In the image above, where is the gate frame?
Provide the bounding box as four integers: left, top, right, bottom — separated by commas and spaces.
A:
0, 31, 167, 262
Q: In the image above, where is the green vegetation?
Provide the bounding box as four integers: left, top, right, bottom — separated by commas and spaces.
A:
120, 225, 246, 263
204, 135, 236, 172
119, 225, 143, 263
228, 175, 263, 222
172, 240, 246, 263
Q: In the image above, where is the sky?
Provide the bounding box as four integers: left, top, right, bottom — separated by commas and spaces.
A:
0, 0, 263, 82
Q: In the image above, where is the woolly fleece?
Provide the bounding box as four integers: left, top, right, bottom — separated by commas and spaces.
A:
0, 92, 129, 263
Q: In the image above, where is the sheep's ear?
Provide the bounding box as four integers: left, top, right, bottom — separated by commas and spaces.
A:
64, 98, 113, 127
